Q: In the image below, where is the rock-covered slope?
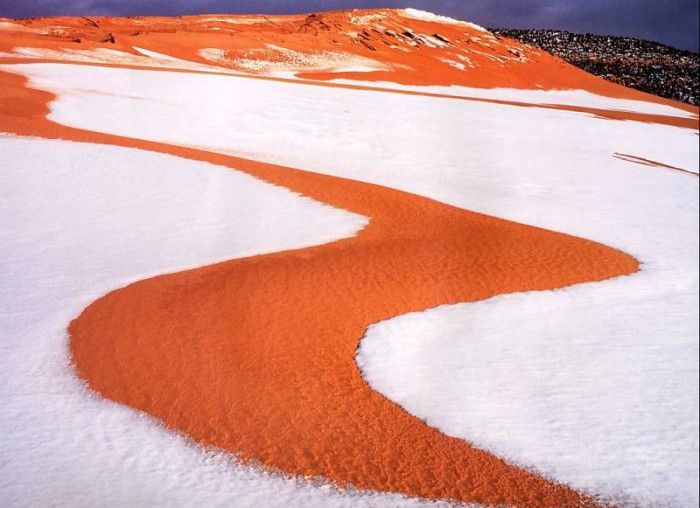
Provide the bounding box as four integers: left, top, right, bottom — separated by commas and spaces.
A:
492, 28, 699, 105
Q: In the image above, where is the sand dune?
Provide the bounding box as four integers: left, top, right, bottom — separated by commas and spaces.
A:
1, 8, 698, 507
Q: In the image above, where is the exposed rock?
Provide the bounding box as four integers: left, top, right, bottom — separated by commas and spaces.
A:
81, 17, 100, 28
493, 28, 699, 105
432, 33, 450, 44
359, 39, 376, 51
297, 13, 332, 34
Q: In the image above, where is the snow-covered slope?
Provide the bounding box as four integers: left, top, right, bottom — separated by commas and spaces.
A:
0, 137, 451, 507
4, 61, 697, 505
357, 156, 699, 506
9, 62, 695, 185
328, 79, 696, 118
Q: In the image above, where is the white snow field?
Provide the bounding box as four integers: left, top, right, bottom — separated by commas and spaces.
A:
0, 136, 455, 508
399, 8, 488, 32
328, 79, 697, 118
3, 62, 699, 505
0, 46, 234, 73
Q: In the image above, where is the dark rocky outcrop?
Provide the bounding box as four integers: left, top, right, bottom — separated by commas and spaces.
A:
492, 28, 699, 105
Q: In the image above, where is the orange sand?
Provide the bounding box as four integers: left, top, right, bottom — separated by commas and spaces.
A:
1, 9, 698, 117
1, 65, 641, 506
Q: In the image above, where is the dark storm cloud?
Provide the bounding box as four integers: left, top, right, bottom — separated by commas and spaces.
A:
0, 0, 697, 51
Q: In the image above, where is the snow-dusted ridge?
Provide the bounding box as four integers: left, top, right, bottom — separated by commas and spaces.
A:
400, 8, 488, 32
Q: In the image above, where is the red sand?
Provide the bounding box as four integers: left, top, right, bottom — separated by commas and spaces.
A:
2, 11, 688, 504
1, 8, 698, 117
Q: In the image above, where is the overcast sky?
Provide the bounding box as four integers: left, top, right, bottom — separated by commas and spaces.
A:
0, 0, 697, 51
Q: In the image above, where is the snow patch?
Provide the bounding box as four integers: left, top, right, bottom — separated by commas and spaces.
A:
5, 46, 231, 74
328, 78, 696, 118
0, 21, 30, 31
401, 8, 488, 33
198, 47, 227, 63
198, 16, 272, 25
456, 54, 475, 67
205, 44, 391, 77
351, 13, 386, 25
8, 47, 129, 63
438, 57, 466, 71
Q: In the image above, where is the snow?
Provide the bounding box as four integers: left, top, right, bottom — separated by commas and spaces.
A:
131, 45, 224, 72
415, 34, 449, 48
357, 156, 699, 506
197, 16, 274, 25
0, 136, 451, 507
329, 79, 697, 118
4, 47, 139, 64
6, 44, 692, 121
438, 57, 466, 71
350, 13, 386, 25
400, 8, 488, 33
198, 44, 390, 77
198, 47, 227, 64
0, 46, 232, 74
10, 63, 695, 177
0, 21, 29, 31
3, 62, 698, 505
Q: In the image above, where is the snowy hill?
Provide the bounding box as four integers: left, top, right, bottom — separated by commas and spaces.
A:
1, 8, 698, 508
